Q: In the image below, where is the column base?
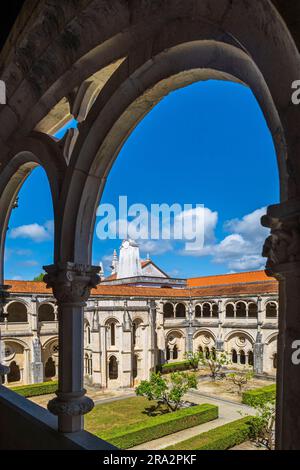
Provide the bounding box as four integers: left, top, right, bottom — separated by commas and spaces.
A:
48, 390, 94, 433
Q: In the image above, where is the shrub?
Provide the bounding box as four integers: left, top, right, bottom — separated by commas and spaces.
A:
165, 416, 254, 451
101, 403, 218, 449
11, 381, 58, 398
160, 361, 191, 374
242, 384, 276, 407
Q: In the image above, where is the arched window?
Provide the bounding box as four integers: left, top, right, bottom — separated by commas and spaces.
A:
202, 303, 211, 317
109, 356, 118, 380
110, 323, 116, 346
232, 349, 238, 364
236, 302, 246, 318
248, 303, 258, 318
133, 322, 137, 346
84, 354, 89, 375
166, 346, 171, 361
198, 345, 203, 354
240, 350, 246, 365
173, 345, 178, 360
211, 347, 216, 360
88, 355, 93, 375
226, 304, 234, 318
273, 353, 277, 369
212, 304, 219, 318
163, 303, 174, 318
7, 361, 21, 383
175, 303, 186, 318
7, 302, 28, 323
195, 305, 202, 318
266, 302, 277, 318
205, 347, 210, 359
133, 355, 138, 379
38, 304, 55, 322
248, 350, 254, 366
45, 357, 56, 378
87, 326, 91, 345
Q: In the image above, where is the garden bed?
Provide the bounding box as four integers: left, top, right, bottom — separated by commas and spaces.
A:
165, 416, 254, 450
10, 381, 58, 398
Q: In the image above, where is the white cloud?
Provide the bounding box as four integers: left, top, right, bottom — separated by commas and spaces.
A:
10, 220, 54, 243
181, 207, 269, 272
12, 275, 23, 281
139, 240, 173, 256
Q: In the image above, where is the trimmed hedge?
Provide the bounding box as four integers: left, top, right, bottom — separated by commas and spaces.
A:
165, 416, 254, 451
11, 381, 58, 398
100, 403, 218, 449
160, 361, 192, 374
242, 384, 276, 407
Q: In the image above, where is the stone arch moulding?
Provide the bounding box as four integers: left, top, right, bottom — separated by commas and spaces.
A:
224, 330, 255, 344
59, 39, 289, 265
0, 133, 66, 282
5, 1, 298, 151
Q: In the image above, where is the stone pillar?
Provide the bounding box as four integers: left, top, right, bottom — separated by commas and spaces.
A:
186, 301, 194, 353
253, 329, 264, 374
31, 337, 44, 384
43, 262, 100, 433
0, 284, 10, 384
121, 302, 132, 388
148, 300, 157, 374
262, 202, 300, 449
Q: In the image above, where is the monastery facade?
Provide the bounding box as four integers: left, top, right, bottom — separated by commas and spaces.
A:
1, 240, 278, 388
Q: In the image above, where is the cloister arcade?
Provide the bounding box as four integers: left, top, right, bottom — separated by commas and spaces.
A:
0, 0, 300, 450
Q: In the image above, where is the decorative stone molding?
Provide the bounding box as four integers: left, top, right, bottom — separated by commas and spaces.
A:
262, 202, 300, 277
48, 390, 94, 417
0, 284, 11, 322
43, 263, 100, 306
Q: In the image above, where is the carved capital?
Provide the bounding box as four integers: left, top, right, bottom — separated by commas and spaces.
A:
43, 263, 100, 305
48, 389, 94, 417
0, 284, 11, 322
262, 201, 300, 277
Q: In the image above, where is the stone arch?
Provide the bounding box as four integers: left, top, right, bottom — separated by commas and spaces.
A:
195, 304, 202, 318
3, 339, 28, 384
105, 318, 119, 347
236, 301, 247, 318
0, 136, 66, 283
248, 302, 258, 318
193, 329, 216, 354
175, 303, 186, 318
58, 38, 290, 265
163, 302, 174, 319
202, 302, 211, 318
108, 355, 118, 380
38, 303, 55, 322
266, 301, 278, 318
42, 337, 59, 381
166, 330, 185, 362
6, 301, 28, 323
225, 302, 235, 318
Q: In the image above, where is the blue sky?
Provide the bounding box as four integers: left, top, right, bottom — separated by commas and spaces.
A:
4, 80, 279, 280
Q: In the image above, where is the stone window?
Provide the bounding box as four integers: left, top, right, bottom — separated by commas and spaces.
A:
38, 304, 55, 322
7, 302, 28, 323
109, 356, 118, 380
163, 303, 174, 318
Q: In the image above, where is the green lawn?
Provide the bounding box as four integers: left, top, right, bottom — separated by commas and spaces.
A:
85, 396, 168, 438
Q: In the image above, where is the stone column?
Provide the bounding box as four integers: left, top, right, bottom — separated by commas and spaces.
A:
43, 262, 100, 433
253, 327, 264, 374
0, 284, 10, 384
31, 337, 44, 384
216, 300, 224, 351
186, 301, 194, 353
147, 300, 157, 374
262, 202, 300, 449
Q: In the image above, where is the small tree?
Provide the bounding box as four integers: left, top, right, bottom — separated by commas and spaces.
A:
136, 371, 197, 412
249, 399, 276, 450
228, 369, 254, 395
199, 351, 228, 381
185, 351, 201, 371
33, 273, 45, 282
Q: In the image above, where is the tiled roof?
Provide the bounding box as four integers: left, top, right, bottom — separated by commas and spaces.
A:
5, 274, 278, 299
187, 270, 271, 287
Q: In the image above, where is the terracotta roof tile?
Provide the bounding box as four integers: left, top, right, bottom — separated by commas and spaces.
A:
5, 274, 278, 299
187, 270, 272, 287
